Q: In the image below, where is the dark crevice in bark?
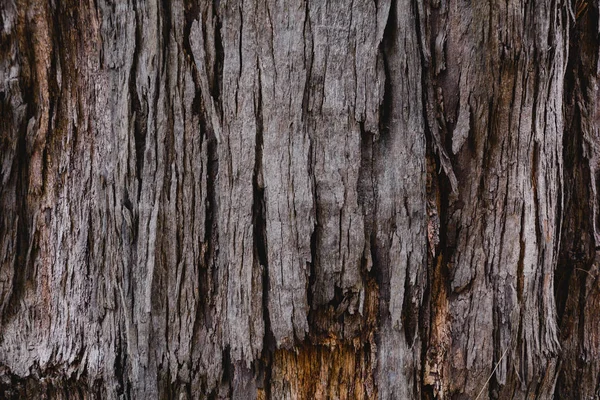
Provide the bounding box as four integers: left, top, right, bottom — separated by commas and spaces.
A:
0, 367, 100, 399
182, 0, 201, 78
329, 286, 346, 321
253, 67, 274, 399
301, 30, 318, 354
220, 346, 234, 399
401, 177, 420, 348
555, 47, 579, 324
307, 119, 319, 326
421, 148, 439, 400
130, 8, 145, 200
350, 34, 378, 371
4, 135, 24, 317
301, 1, 313, 128
415, 0, 458, 194
532, 141, 542, 247
307, 219, 318, 315
203, 105, 220, 300
114, 330, 130, 399
401, 272, 418, 346
374, 0, 396, 318
359, 117, 378, 313
557, 0, 596, 318
303, 0, 317, 336
422, 140, 453, 398
212, 1, 224, 115
3, 53, 35, 322
418, 2, 456, 395
159, 0, 172, 69
358, 120, 376, 291
197, 3, 223, 321
377, 15, 393, 149
517, 203, 526, 306
256, 332, 273, 400
554, 3, 599, 397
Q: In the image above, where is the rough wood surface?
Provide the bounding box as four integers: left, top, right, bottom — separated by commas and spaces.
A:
420, 1, 568, 398
1, 0, 599, 399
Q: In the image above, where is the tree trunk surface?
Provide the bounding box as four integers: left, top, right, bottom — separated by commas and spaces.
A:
0, 0, 598, 399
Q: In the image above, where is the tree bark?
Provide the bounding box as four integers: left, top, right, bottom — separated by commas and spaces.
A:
0, 0, 598, 399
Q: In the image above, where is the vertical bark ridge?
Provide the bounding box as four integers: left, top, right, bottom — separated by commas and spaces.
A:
421, 0, 568, 398
218, 0, 264, 367
373, 0, 426, 398
258, 0, 313, 349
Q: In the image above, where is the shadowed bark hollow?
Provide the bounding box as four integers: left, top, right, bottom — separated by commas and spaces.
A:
0, 0, 599, 399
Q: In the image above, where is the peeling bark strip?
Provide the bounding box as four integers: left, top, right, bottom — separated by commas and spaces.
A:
1, 0, 599, 399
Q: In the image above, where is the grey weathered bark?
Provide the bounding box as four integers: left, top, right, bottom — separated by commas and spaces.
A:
1, 0, 599, 399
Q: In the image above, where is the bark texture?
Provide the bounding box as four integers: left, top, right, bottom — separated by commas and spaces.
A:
0, 0, 599, 399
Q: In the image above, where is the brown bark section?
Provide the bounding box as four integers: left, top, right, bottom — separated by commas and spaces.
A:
268, 344, 376, 400
1, 0, 600, 399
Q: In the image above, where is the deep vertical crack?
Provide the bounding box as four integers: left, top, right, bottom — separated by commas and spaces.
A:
253, 62, 275, 400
